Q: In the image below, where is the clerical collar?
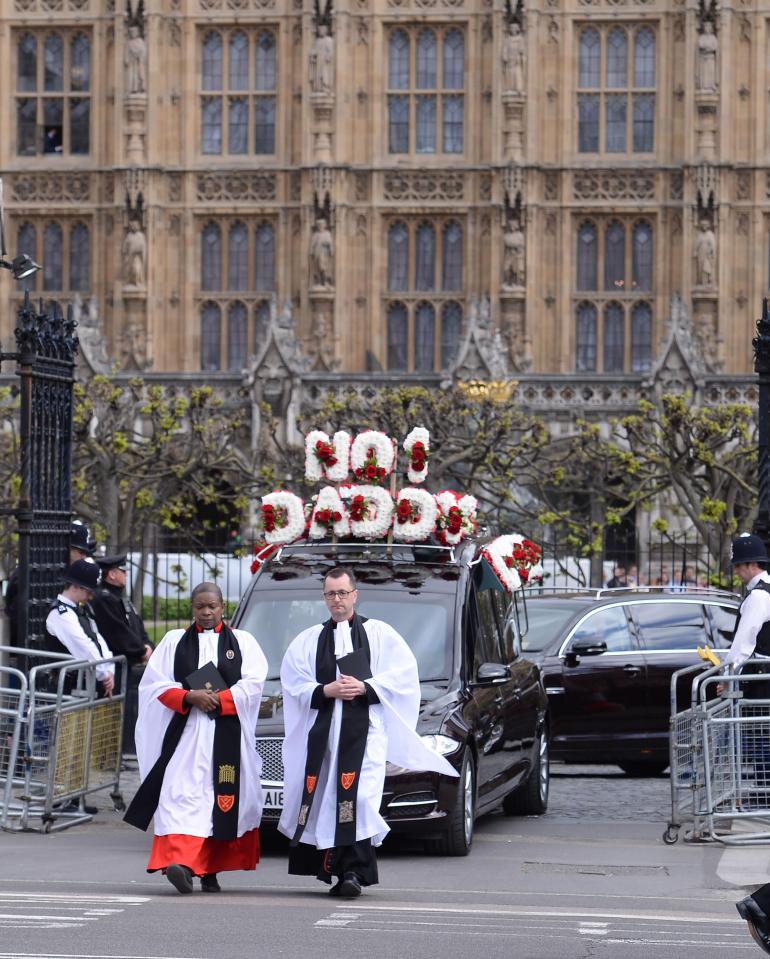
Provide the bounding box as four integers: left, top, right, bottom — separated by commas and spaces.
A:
195, 621, 224, 633
332, 616, 355, 629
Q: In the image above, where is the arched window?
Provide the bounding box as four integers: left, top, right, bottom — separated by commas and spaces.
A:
255, 32, 276, 91
44, 34, 64, 91
201, 223, 222, 291
229, 31, 249, 90
415, 302, 436, 371
43, 223, 63, 291
576, 302, 597, 371
416, 29, 437, 89
604, 221, 625, 291
631, 302, 652, 372
69, 222, 90, 292
17, 33, 37, 91
576, 222, 597, 290
415, 222, 436, 291
579, 28, 600, 87
255, 300, 271, 353
442, 221, 463, 291
443, 30, 464, 89
227, 301, 248, 370
201, 302, 221, 371
202, 32, 223, 91
70, 33, 90, 91
389, 30, 410, 89
16, 223, 37, 290
387, 223, 409, 292
607, 27, 627, 88
387, 303, 408, 370
441, 301, 462, 369
634, 27, 656, 87
603, 302, 625, 372
228, 222, 248, 290
632, 221, 653, 291
255, 223, 275, 291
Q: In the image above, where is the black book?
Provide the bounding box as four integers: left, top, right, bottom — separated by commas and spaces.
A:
336, 648, 372, 682
185, 661, 227, 720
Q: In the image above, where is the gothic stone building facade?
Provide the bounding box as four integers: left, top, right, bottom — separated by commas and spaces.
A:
0, 0, 763, 423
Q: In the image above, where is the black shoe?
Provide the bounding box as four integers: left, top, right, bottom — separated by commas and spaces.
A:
200, 873, 221, 893
737, 897, 770, 954
339, 873, 362, 899
166, 863, 194, 895
329, 880, 343, 897
58, 800, 97, 815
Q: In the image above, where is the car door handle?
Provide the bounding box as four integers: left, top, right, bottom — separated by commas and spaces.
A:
623, 665, 642, 677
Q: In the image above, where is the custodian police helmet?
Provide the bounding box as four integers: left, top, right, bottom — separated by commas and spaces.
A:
730, 533, 770, 566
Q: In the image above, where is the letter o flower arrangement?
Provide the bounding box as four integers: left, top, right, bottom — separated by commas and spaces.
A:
260, 491, 306, 546
403, 427, 430, 484
350, 430, 395, 486
482, 534, 544, 593
393, 488, 438, 543
435, 490, 478, 546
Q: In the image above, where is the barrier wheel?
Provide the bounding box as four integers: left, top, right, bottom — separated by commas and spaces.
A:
662, 825, 679, 845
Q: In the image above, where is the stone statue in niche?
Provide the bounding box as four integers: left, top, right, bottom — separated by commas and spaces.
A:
501, 21, 525, 93
309, 23, 334, 95
309, 218, 334, 288
697, 20, 718, 91
693, 218, 716, 287
125, 24, 147, 95
123, 218, 147, 288
502, 218, 526, 289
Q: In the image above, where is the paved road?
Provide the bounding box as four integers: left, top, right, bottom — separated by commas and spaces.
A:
0, 764, 762, 959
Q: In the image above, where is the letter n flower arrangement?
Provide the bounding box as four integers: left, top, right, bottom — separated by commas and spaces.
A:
482, 534, 544, 594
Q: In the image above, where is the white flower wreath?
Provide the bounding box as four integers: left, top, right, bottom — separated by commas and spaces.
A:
350, 430, 396, 485
482, 534, 544, 593
261, 491, 306, 546
345, 484, 395, 540
308, 485, 351, 540
393, 487, 438, 543
403, 426, 430, 485
304, 430, 351, 483
434, 490, 478, 546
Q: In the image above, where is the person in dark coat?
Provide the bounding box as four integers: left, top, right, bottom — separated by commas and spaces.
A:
90, 554, 153, 754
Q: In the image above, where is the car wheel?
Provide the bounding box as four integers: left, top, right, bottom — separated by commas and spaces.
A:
503, 729, 550, 816
618, 761, 668, 777
426, 748, 475, 857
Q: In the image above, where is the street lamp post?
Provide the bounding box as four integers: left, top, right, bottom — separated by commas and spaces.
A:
753, 298, 770, 547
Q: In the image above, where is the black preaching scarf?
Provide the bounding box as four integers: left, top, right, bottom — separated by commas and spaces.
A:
123, 622, 243, 840
292, 613, 371, 848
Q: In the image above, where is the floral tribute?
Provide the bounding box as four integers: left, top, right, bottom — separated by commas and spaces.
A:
435, 490, 478, 547
343, 485, 395, 540
250, 542, 278, 575
482, 534, 544, 594
403, 427, 430, 484
305, 430, 351, 483
260, 491, 306, 546
393, 488, 439, 543
350, 431, 395, 485
309, 486, 351, 540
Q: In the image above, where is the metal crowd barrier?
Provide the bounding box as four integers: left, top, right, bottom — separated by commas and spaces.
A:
665, 658, 770, 845
0, 646, 127, 833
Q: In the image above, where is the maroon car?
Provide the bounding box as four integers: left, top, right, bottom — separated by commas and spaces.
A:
515, 588, 740, 775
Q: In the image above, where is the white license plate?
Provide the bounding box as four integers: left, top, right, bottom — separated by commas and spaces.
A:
263, 787, 284, 809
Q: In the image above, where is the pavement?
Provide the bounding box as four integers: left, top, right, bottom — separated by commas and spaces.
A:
2, 762, 770, 957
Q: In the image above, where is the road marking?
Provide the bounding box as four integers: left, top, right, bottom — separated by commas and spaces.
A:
0, 893, 149, 930
579, 922, 608, 936
0, 954, 208, 959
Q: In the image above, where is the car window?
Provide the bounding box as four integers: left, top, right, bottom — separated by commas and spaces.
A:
631, 601, 707, 652
492, 589, 516, 661
238, 590, 453, 682
707, 604, 738, 648
568, 606, 635, 653
468, 586, 503, 672
520, 600, 588, 652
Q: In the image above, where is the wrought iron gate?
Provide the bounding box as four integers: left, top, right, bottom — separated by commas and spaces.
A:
13, 292, 79, 648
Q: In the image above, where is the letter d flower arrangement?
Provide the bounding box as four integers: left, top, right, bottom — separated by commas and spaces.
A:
435, 490, 478, 547
260, 491, 306, 546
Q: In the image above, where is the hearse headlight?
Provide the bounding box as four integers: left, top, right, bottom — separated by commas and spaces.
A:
421, 734, 461, 756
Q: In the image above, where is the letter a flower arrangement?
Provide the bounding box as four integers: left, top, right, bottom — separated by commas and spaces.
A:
252, 425, 541, 589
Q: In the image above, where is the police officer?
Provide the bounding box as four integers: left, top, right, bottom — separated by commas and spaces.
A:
5, 520, 96, 647
44, 559, 115, 698
90, 554, 152, 754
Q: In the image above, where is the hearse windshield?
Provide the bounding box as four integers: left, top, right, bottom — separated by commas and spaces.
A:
237, 590, 454, 682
